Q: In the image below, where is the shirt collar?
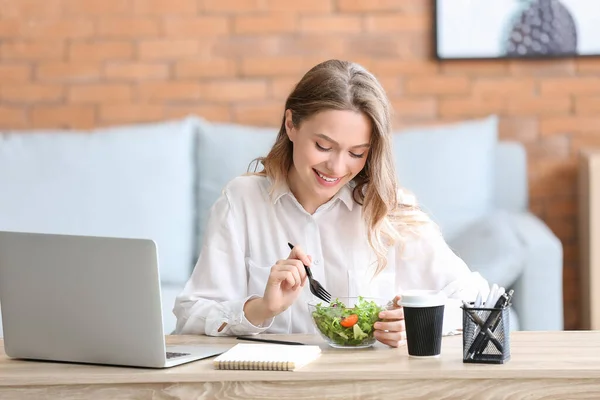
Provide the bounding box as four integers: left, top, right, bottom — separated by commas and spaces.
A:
270, 178, 355, 211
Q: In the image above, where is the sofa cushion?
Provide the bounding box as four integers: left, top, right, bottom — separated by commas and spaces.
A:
447, 210, 525, 289
196, 119, 278, 248
393, 116, 498, 240
0, 117, 197, 285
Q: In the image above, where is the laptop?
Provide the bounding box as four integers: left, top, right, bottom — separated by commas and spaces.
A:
0, 231, 229, 368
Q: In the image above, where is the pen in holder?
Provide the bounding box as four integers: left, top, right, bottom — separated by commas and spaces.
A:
461, 290, 513, 364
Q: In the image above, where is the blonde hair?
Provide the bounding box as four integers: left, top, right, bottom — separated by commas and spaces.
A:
251, 59, 425, 275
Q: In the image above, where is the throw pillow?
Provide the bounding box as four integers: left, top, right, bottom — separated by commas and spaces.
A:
393, 115, 498, 240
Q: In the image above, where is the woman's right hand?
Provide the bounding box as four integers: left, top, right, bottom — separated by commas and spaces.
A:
262, 246, 311, 315
244, 246, 311, 325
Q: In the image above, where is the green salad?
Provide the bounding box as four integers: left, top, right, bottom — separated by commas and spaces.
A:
311, 297, 384, 347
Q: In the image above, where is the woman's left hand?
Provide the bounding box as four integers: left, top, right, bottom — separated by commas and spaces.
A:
374, 295, 406, 348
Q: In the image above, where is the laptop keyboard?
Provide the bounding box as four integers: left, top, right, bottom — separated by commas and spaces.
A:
166, 351, 190, 359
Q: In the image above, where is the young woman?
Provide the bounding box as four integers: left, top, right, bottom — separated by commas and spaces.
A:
173, 59, 488, 348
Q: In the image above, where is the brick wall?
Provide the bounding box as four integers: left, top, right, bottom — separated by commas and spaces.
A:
0, 0, 594, 329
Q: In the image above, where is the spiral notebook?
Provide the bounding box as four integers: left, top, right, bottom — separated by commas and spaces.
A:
213, 343, 321, 371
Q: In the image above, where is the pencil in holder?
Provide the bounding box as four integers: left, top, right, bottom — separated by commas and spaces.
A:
461, 303, 511, 364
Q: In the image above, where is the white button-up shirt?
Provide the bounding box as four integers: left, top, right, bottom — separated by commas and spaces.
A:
174, 175, 489, 336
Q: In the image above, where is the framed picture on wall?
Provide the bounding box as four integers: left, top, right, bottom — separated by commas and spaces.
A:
434, 0, 600, 60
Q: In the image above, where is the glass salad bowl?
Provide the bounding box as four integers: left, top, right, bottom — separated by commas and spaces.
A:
308, 296, 388, 349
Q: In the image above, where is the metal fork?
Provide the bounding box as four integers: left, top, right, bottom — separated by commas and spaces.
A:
287, 242, 331, 303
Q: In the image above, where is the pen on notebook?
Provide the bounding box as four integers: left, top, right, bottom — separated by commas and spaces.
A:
236, 336, 305, 346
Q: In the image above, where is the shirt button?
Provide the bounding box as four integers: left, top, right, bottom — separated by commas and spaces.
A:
314, 259, 320, 265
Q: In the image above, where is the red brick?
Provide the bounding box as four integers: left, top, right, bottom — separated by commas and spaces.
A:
138, 40, 201, 60
105, 63, 169, 80
545, 197, 577, 217
529, 159, 578, 198
379, 77, 402, 99
234, 14, 297, 34
563, 243, 578, 266
0, 65, 31, 82
198, 80, 268, 102
138, 82, 202, 102
530, 198, 545, 220
439, 97, 504, 118
175, 59, 237, 78
507, 97, 571, 116
525, 136, 571, 160
1, 84, 63, 103
576, 59, 600, 73
575, 96, 600, 115
269, 77, 298, 100
371, 60, 438, 76
99, 104, 165, 124
300, 16, 361, 33
498, 117, 539, 142
0, 106, 27, 129
391, 98, 436, 119
472, 78, 536, 97
165, 104, 232, 122
563, 267, 579, 326
1, 41, 65, 61
240, 56, 325, 77
539, 117, 600, 136
63, 0, 132, 15
69, 41, 134, 61
98, 18, 160, 38
530, 158, 577, 179
21, 20, 95, 39
406, 76, 470, 96
563, 290, 579, 330
232, 103, 283, 126
276, 35, 346, 57
530, 180, 576, 202
337, 0, 428, 12
540, 78, 600, 95
545, 217, 576, 243
68, 84, 133, 104
440, 60, 509, 75
0, 0, 62, 18
213, 36, 280, 57
571, 133, 600, 155
345, 35, 415, 58
164, 17, 230, 37
266, 0, 333, 13
407, 33, 432, 59
36, 62, 101, 82
0, 20, 20, 38
509, 59, 575, 75
31, 105, 96, 129
201, 0, 265, 13
133, 0, 198, 15
365, 14, 429, 32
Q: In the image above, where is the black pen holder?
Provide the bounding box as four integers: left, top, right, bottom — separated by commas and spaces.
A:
462, 304, 510, 364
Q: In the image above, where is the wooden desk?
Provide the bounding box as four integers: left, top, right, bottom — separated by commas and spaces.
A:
1, 332, 599, 399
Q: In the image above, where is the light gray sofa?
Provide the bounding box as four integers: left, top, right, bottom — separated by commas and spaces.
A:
0, 115, 563, 337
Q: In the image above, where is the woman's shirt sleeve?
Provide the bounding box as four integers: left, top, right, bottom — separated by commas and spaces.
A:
173, 190, 273, 336
394, 191, 490, 333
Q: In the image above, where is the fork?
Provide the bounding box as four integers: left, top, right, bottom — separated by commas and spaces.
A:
287, 242, 331, 303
